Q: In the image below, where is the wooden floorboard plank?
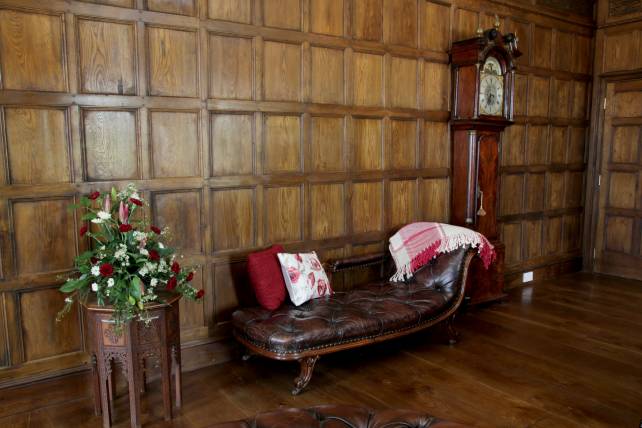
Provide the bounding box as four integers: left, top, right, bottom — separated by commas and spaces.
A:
1, 273, 642, 427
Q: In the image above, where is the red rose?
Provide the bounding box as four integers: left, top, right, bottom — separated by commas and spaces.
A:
171, 261, 180, 274
90, 257, 98, 264
166, 276, 177, 291
88, 191, 100, 200
130, 198, 143, 206
196, 289, 205, 299
148, 250, 160, 261
150, 226, 161, 234
186, 272, 194, 282
79, 225, 88, 237
119, 224, 133, 232
99, 263, 114, 277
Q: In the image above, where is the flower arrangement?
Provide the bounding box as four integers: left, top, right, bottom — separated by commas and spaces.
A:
58, 184, 204, 325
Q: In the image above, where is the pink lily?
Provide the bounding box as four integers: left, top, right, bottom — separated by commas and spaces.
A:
119, 201, 129, 224
103, 196, 111, 212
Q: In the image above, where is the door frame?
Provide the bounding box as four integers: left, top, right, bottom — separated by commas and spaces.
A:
583, 70, 642, 273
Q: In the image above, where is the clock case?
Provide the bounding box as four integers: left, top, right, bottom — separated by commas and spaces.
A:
449, 28, 521, 305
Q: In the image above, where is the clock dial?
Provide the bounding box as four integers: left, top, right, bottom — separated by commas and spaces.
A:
479, 74, 503, 115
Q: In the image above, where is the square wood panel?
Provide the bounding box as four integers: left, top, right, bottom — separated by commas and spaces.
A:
147, 26, 198, 97
554, 31, 574, 72
0, 10, 66, 92
502, 124, 525, 166
500, 174, 524, 215
420, 1, 450, 52
423, 121, 449, 169
528, 76, 550, 117
390, 56, 417, 109
213, 261, 251, 324
83, 110, 139, 181
352, 181, 383, 233
209, 34, 253, 100
454, 8, 478, 41
525, 173, 545, 212
211, 113, 254, 176
389, 119, 417, 169
566, 172, 584, 208
551, 79, 571, 118
513, 73, 528, 116
563, 215, 581, 252
572, 81, 588, 120
604, 31, 640, 72
611, 126, 640, 163
20, 288, 81, 362
502, 222, 522, 264
353, 117, 382, 171
527, 125, 549, 165
310, 183, 345, 240
212, 188, 255, 251
263, 115, 301, 173
550, 126, 568, 164
150, 111, 200, 178
383, 0, 417, 47
420, 178, 449, 222
545, 216, 563, 255
423, 62, 449, 111
208, 0, 251, 23
524, 220, 543, 259
264, 186, 302, 242
568, 127, 586, 164
179, 266, 205, 335
389, 179, 416, 228
12, 198, 75, 275
263, 0, 301, 30
147, 0, 196, 15
547, 172, 565, 209
608, 172, 637, 209
532, 26, 552, 69
310, 46, 344, 104
353, 52, 383, 106
263, 41, 301, 101
309, 116, 344, 172
605, 216, 633, 253
310, 0, 343, 36
352, 0, 382, 41
152, 190, 203, 254
77, 18, 136, 95
5, 107, 70, 184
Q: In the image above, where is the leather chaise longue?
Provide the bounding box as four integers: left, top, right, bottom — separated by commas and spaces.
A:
232, 246, 476, 395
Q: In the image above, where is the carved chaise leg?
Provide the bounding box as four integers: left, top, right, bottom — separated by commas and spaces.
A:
445, 314, 460, 345
292, 356, 319, 396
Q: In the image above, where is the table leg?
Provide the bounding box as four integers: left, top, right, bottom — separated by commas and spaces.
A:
160, 346, 173, 420
91, 354, 102, 416
172, 345, 182, 409
97, 355, 112, 428
126, 351, 141, 428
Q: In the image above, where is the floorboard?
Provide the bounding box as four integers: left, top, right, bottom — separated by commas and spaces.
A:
1, 273, 641, 427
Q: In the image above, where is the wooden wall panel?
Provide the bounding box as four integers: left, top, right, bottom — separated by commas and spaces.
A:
0, 10, 66, 92
0, 0, 594, 386
82, 110, 139, 181
77, 18, 136, 95
5, 107, 70, 185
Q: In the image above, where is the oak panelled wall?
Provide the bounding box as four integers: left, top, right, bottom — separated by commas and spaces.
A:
0, 0, 593, 386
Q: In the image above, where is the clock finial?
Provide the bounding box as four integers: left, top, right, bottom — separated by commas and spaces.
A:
493, 14, 501, 30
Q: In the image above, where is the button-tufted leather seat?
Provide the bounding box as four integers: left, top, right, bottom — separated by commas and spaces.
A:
210, 405, 469, 427
232, 247, 475, 394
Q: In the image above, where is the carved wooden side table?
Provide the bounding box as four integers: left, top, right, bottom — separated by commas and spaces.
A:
84, 294, 182, 428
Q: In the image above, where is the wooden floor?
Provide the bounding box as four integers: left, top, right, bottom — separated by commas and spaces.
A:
1, 272, 641, 427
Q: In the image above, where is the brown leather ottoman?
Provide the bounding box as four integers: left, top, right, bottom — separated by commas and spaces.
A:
209, 405, 469, 427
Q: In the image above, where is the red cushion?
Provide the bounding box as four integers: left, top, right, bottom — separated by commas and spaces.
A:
247, 245, 287, 311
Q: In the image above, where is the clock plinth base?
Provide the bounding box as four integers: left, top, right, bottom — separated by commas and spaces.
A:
464, 240, 506, 306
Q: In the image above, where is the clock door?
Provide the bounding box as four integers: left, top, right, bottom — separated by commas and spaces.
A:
476, 133, 500, 240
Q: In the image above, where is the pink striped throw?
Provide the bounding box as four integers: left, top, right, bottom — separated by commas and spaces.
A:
389, 222, 495, 282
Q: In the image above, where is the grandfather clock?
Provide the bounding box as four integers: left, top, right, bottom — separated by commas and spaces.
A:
450, 22, 521, 305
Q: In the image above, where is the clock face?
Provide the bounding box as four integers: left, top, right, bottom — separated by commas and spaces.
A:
479, 75, 503, 116
479, 56, 504, 116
